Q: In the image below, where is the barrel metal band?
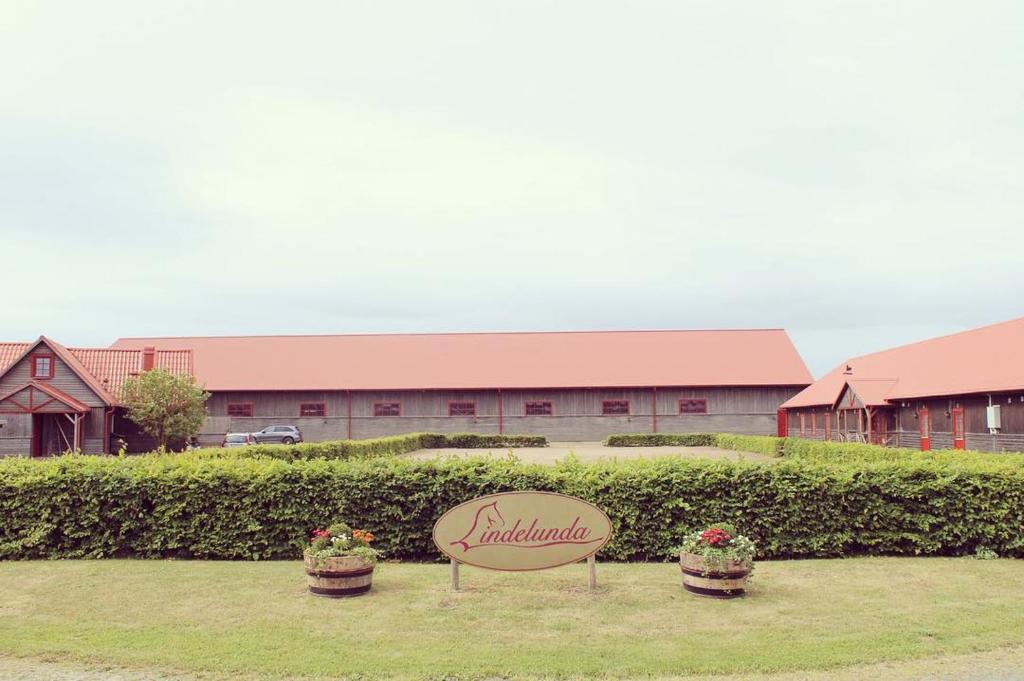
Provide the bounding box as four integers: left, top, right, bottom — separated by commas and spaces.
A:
683, 583, 745, 599
308, 584, 372, 598
306, 566, 375, 578
680, 566, 749, 580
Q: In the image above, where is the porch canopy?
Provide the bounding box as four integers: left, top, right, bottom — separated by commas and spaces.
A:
0, 381, 91, 415
0, 381, 91, 453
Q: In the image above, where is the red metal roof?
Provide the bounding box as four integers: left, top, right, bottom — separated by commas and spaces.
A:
842, 379, 899, 408
111, 329, 812, 391
783, 316, 1024, 409
0, 340, 193, 404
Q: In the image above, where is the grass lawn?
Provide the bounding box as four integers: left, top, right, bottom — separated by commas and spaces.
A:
1, 558, 1023, 680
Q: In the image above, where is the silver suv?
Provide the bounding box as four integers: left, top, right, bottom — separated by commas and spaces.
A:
252, 425, 303, 445
222, 432, 255, 448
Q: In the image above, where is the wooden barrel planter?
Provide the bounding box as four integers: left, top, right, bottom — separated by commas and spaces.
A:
680, 552, 750, 599
304, 554, 375, 598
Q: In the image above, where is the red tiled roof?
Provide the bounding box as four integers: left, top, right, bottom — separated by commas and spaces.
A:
783, 317, 1024, 409
0, 340, 193, 404
111, 329, 812, 391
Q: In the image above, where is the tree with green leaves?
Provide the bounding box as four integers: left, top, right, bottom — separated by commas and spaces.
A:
121, 369, 210, 451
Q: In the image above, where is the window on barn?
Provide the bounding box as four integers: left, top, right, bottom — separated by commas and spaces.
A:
525, 401, 553, 416
374, 402, 401, 417
449, 402, 476, 417
679, 398, 708, 414
227, 403, 253, 417
30, 354, 54, 379
602, 400, 629, 416
300, 403, 326, 417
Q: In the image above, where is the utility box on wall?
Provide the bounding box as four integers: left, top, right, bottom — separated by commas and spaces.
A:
986, 405, 1002, 430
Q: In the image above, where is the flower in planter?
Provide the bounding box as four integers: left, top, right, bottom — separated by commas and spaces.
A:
675, 523, 756, 576
305, 522, 381, 564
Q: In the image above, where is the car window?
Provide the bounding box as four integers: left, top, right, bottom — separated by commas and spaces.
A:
226, 434, 247, 443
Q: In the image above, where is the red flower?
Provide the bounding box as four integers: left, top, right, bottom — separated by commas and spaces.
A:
700, 527, 732, 546
311, 528, 331, 540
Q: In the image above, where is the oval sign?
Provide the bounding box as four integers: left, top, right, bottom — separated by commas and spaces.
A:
432, 491, 613, 571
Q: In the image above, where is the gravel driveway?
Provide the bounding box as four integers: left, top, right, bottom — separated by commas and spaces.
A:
405, 441, 776, 464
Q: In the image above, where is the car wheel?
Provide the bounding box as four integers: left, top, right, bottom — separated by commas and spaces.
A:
282, 437, 295, 445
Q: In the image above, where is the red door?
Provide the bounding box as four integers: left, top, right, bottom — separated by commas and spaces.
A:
872, 412, 888, 445
31, 414, 43, 457
919, 408, 931, 451
776, 409, 788, 438
952, 408, 966, 449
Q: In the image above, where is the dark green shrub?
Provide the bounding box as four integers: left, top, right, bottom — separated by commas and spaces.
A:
419, 433, 547, 449
1, 453, 1021, 561
604, 433, 717, 447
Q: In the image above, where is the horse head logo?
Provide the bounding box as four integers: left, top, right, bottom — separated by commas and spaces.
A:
450, 500, 504, 552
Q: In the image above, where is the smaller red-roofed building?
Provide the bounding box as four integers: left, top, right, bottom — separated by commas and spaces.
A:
780, 317, 1024, 452
0, 337, 192, 455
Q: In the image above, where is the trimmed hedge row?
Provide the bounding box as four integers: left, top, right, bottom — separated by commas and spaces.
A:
188, 432, 547, 461
2, 453, 1022, 561
603, 433, 717, 447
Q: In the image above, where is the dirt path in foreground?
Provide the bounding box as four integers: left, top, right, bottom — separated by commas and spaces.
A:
3, 646, 1023, 681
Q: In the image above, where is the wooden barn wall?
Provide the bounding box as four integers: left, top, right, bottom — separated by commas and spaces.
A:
0, 407, 106, 457
785, 391, 1024, 453
0, 414, 31, 456
199, 386, 801, 444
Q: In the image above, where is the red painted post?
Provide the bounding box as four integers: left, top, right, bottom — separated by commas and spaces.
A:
952, 407, 965, 449
919, 408, 930, 451
776, 409, 788, 438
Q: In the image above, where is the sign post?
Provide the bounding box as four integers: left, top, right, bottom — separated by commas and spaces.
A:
433, 491, 613, 592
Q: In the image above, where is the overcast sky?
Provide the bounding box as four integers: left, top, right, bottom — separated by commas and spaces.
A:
1, 1, 1022, 376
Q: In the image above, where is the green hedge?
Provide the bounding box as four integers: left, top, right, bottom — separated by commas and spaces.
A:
187, 432, 546, 461
603, 433, 717, 447
2, 453, 1022, 561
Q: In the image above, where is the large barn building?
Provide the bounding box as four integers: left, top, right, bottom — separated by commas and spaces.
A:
780, 317, 1024, 453
112, 329, 811, 446
0, 329, 811, 455
107, 329, 810, 449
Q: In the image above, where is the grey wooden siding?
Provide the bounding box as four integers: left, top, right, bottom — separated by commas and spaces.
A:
0, 408, 106, 456
0, 414, 31, 456
200, 386, 801, 443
